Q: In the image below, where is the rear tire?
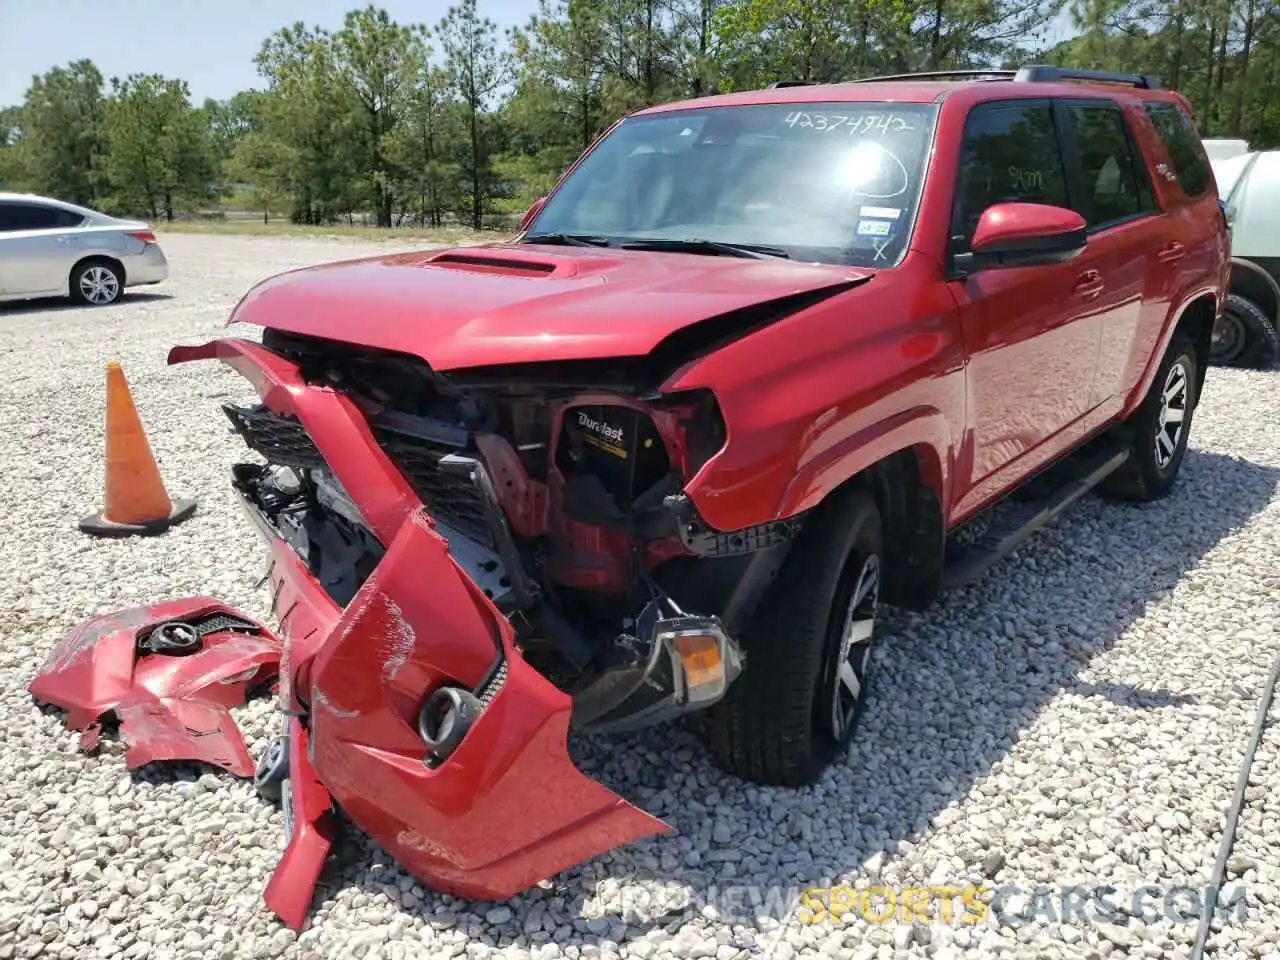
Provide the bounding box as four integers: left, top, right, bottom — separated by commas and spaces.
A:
1211, 294, 1279, 369
707, 486, 884, 786
69, 259, 123, 306
1101, 331, 1198, 503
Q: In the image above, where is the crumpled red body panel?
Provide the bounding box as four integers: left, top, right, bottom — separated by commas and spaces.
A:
306, 510, 672, 902
28, 597, 281, 776
263, 715, 336, 931
114, 698, 256, 774
167, 337, 673, 924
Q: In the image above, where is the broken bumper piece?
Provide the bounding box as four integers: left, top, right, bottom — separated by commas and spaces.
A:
252, 507, 671, 923
161, 337, 673, 928
27, 597, 282, 776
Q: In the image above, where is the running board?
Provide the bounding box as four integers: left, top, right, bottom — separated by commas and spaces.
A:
940, 447, 1130, 591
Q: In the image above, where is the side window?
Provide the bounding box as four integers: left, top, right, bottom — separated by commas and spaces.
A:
951, 101, 1069, 250
55, 208, 86, 228
1144, 103, 1210, 197
0, 203, 23, 232
0, 203, 62, 231
1063, 101, 1154, 227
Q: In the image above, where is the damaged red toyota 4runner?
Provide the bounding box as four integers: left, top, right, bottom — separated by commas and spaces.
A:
32, 65, 1229, 927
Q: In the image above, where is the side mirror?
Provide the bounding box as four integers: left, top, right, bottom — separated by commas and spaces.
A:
957, 202, 1087, 272
519, 196, 546, 232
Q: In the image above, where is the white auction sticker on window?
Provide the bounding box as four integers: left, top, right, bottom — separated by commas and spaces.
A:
859, 206, 901, 220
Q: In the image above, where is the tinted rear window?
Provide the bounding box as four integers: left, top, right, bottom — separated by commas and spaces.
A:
1063, 101, 1156, 225
1144, 103, 1211, 197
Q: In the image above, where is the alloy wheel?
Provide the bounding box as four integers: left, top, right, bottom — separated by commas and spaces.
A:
830, 552, 880, 740
1154, 359, 1189, 471
80, 266, 120, 305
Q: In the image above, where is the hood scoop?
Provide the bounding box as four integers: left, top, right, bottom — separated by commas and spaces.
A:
426, 248, 572, 278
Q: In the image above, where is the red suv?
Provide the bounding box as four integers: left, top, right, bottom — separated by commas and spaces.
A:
41, 65, 1230, 925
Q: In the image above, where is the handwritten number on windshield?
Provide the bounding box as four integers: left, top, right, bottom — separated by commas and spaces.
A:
782, 112, 916, 136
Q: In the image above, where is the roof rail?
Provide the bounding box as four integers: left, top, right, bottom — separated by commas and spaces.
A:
1012, 65, 1161, 89
848, 69, 1016, 84
847, 64, 1162, 90
766, 80, 818, 89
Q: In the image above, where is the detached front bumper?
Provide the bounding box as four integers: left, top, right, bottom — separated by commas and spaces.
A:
166, 337, 671, 924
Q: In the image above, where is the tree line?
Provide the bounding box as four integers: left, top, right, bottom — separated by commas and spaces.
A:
1, 0, 1278, 230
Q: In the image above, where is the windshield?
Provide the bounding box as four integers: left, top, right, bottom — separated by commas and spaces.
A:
524, 101, 939, 268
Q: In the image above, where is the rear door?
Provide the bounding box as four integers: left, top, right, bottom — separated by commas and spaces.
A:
1053, 96, 1164, 408
1124, 101, 1224, 398
0, 201, 86, 296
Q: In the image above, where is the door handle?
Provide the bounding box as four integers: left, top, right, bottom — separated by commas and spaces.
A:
1158, 241, 1186, 263
1074, 269, 1104, 300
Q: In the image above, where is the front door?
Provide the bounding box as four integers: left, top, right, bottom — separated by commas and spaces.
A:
946, 98, 1105, 506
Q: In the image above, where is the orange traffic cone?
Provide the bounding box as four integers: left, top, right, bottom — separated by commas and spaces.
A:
79, 361, 197, 537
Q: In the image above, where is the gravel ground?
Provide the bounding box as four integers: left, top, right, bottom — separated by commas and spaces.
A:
0, 232, 1278, 960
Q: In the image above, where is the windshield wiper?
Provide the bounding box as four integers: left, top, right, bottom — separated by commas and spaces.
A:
617, 238, 790, 260
520, 232, 612, 248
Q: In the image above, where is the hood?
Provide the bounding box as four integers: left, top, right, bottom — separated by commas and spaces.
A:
228, 244, 873, 372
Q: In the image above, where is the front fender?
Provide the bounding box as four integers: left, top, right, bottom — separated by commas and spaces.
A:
774, 407, 953, 519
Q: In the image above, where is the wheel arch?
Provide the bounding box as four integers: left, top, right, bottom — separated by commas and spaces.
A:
1125, 287, 1218, 416
1171, 292, 1217, 397
70, 254, 128, 292
851, 447, 946, 612
782, 433, 948, 613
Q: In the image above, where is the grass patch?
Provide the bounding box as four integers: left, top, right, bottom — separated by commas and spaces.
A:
156, 219, 513, 246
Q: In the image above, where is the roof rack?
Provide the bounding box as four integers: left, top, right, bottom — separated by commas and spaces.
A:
1013, 65, 1161, 88
847, 69, 1016, 84
766, 80, 817, 89
846, 64, 1162, 90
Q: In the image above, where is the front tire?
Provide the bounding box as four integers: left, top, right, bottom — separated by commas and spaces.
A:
1101, 331, 1199, 502
707, 486, 884, 786
70, 260, 123, 306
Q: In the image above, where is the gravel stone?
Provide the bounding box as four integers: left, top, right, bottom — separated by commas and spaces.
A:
1, 233, 1278, 960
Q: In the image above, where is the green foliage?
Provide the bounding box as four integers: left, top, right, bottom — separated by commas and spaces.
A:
437, 0, 511, 228
16, 60, 107, 205
5, 0, 1280, 227
0, 105, 23, 189
227, 131, 296, 222
99, 74, 215, 220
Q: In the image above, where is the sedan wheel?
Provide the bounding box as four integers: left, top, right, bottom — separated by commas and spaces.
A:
72, 263, 122, 306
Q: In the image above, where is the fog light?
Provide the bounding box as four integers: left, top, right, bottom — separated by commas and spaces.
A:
656, 617, 740, 705
417, 685, 482, 766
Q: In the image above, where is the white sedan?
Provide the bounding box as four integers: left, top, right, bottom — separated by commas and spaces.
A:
0, 192, 169, 306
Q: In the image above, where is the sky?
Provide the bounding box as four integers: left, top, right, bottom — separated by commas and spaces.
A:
0, 0, 543, 106
0, 0, 1077, 108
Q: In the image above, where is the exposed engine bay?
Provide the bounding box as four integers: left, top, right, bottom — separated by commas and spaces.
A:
225, 328, 805, 736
